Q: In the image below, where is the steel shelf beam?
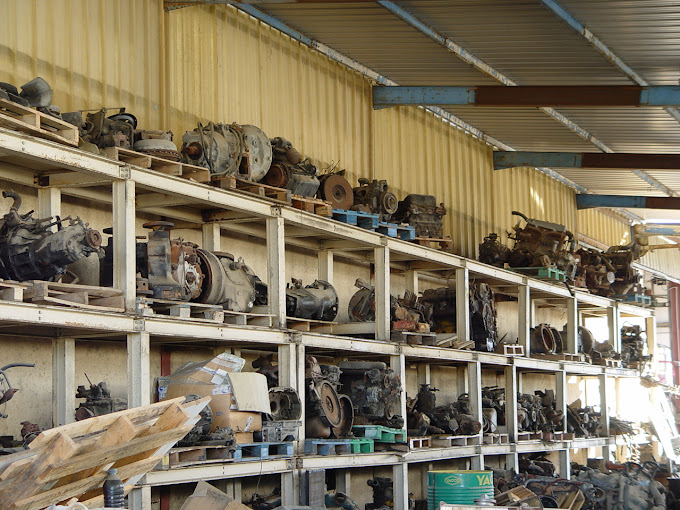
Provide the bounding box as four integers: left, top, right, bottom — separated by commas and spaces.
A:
495, 152, 680, 171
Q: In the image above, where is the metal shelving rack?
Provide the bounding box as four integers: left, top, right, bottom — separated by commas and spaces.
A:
0, 127, 656, 509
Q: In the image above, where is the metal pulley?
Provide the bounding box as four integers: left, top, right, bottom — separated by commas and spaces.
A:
318, 172, 354, 210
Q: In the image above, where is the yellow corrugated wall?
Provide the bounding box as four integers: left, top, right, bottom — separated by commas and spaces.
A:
1, 1, 677, 277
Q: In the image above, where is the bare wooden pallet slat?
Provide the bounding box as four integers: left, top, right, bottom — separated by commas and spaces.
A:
103, 146, 210, 183
0, 97, 78, 147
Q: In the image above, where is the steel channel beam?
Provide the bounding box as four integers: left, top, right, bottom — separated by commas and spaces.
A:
494, 151, 680, 170
373, 85, 680, 108
576, 195, 680, 210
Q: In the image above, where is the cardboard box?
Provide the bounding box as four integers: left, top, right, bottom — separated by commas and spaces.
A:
180, 481, 251, 510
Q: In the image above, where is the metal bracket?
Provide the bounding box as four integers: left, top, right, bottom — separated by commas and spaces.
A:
289, 332, 302, 344
271, 206, 282, 217
119, 165, 132, 179
394, 344, 403, 354
133, 318, 145, 332
475, 445, 483, 454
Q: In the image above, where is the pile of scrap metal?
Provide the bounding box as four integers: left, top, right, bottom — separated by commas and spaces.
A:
479, 211, 578, 280
407, 384, 482, 436
74, 379, 127, 421
567, 401, 603, 438
480, 386, 563, 435
420, 283, 498, 352
620, 325, 652, 369
305, 356, 354, 438
0, 76, 61, 118
262, 136, 320, 197
0, 191, 101, 283
348, 278, 430, 332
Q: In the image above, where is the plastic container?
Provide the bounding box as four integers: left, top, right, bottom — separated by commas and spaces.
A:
103, 468, 125, 508
427, 470, 494, 510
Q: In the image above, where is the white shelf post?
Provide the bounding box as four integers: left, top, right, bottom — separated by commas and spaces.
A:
318, 249, 334, 284
566, 296, 578, 354
608, 306, 621, 353
128, 487, 151, 510
52, 337, 75, 427
518, 283, 531, 355
405, 269, 419, 295
375, 244, 391, 341
202, 222, 222, 252
467, 361, 483, 427
391, 353, 408, 428
598, 373, 612, 462
37, 187, 61, 232
505, 365, 518, 443
112, 179, 136, 312
279, 341, 305, 449
127, 332, 151, 408
267, 211, 286, 328
281, 470, 300, 506
456, 267, 470, 345
392, 463, 409, 510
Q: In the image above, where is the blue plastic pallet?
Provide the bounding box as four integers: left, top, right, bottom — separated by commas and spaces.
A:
304, 438, 352, 456
232, 441, 294, 461
332, 209, 380, 229
378, 222, 416, 241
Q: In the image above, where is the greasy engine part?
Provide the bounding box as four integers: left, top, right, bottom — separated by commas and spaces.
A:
63, 108, 137, 150
19, 421, 42, 446
305, 356, 353, 438
352, 179, 398, 221
412, 384, 482, 436
567, 403, 602, 438
348, 278, 429, 331
620, 325, 652, 369
518, 390, 564, 434
317, 171, 354, 210
262, 137, 320, 197
285, 279, 339, 321
366, 477, 395, 510
392, 194, 447, 238
530, 323, 563, 355
519, 456, 557, 477
575, 247, 616, 294
181, 121, 272, 179
1, 77, 61, 119
482, 386, 506, 427
0, 191, 101, 282
253, 354, 280, 388
603, 243, 644, 296
133, 130, 181, 162
560, 324, 596, 355
196, 249, 259, 312
326, 491, 362, 510
338, 361, 404, 429
75, 380, 127, 421
268, 387, 302, 421
0, 363, 35, 419
591, 340, 620, 364
420, 283, 498, 352
478, 233, 511, 267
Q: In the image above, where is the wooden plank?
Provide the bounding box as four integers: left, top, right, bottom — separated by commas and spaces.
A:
0, 432, 78, 508
30, 397, 186, 448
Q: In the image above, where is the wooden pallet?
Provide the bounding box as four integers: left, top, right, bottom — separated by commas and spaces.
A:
214, 175, 292, 202
413, 236, 454, 252
553, 432, 575, 441
533, 352, 585, 362
352, 425, 407, 443
223, 309, 275, 328
232, 441, 294, 461
0, 396, 207, 510
517, 432, 543, 441
593, 358, 622, 368
286, 316, 337, 332
408, 436, 432, 449
511, 266, 567, 282
0, 97, 78, 147
503, 344, 525, 356
103, 146, 210, 183
483, 433, 509, 445
161, 445, 235, 469
431, 434, 481, 447
391, 330, 436, 346
435, 334, 475, 350
304, 439, 352, 456
23, 281, 124, 312
291, 194, 333, 217
136, 298, 224, 322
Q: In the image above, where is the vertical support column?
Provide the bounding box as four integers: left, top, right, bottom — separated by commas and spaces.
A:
52, 337, 75, 427
127, 332, 151, 408
335, 470, 351, 496
37, 187, 61, 232
391, 353, 407, 429
456, 267, 470, 344
113, 180, 136, 311
558, 450, 571, 480
646, 315, 657, 361
566, 296, 579, 354
467, 361, 483, 426
392, 463, 409, 510
518, 283, 531, 355
598, 373, 612, 461
417, 363, 431, 386
281, 471, 300, 506
201, 222, 221, 252
505, 452, 519, 472
555, 369, 568, 435
279, 341, 305, 448
471, 454, 484, 470
505, 365, 518, 443
318, 249, 333, 284
374, 244, 391, 341
128, 487, 151, 510
266, 212, 286, 328
608, 306, 621, 353
405, 269, 419, 295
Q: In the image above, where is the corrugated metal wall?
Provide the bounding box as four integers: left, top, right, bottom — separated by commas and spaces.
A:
0, 1, 676, 277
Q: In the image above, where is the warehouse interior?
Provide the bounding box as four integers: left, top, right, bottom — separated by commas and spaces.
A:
1, 1, 680, 509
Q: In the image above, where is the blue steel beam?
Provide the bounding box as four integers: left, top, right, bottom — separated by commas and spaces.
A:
372, 86, 680, 108
576, 195, 680, 210
494, 152, 680, 171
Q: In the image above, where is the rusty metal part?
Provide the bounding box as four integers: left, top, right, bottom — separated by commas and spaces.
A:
392, 194, 446, 238
318, 172, 354, 210
285, 279, 339, 321
134, 130, 181, 161
352, 179, 398, 221
531, 323, 558, 354
181, 121, 272, 179
75, 381, 127, 421
63, 108, 137, 149
268, 387, 302, 421
19, 421, 41, 446
141, 221, 185, 300
196, 249, 258, 312
305, 356, 353, 438
0, 191, 101, 282
338, 361, 404, 429
263, 137, 319, 197
170, 238, 203, 300
253, 354, 279, 388
620, 325, 652, 369
478, 233, 511, 267
348, 278, 428, 331
0, 363, 35, 419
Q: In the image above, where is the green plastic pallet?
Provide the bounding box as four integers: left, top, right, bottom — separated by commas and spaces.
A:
352, 425, 407, 443
350, 438, 374, 453
511, 266, 566, 282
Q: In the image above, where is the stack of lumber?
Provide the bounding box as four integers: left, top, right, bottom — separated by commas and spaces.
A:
0, 396, 209, 510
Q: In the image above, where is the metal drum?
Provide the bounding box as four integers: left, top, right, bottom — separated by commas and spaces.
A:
427, 470, 494, 509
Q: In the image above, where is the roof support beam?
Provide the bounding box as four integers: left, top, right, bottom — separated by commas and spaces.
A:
373, 86, 680, 109
494, 152, 680, 171
576, 195, 680, 210
164, 0, 375, 10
